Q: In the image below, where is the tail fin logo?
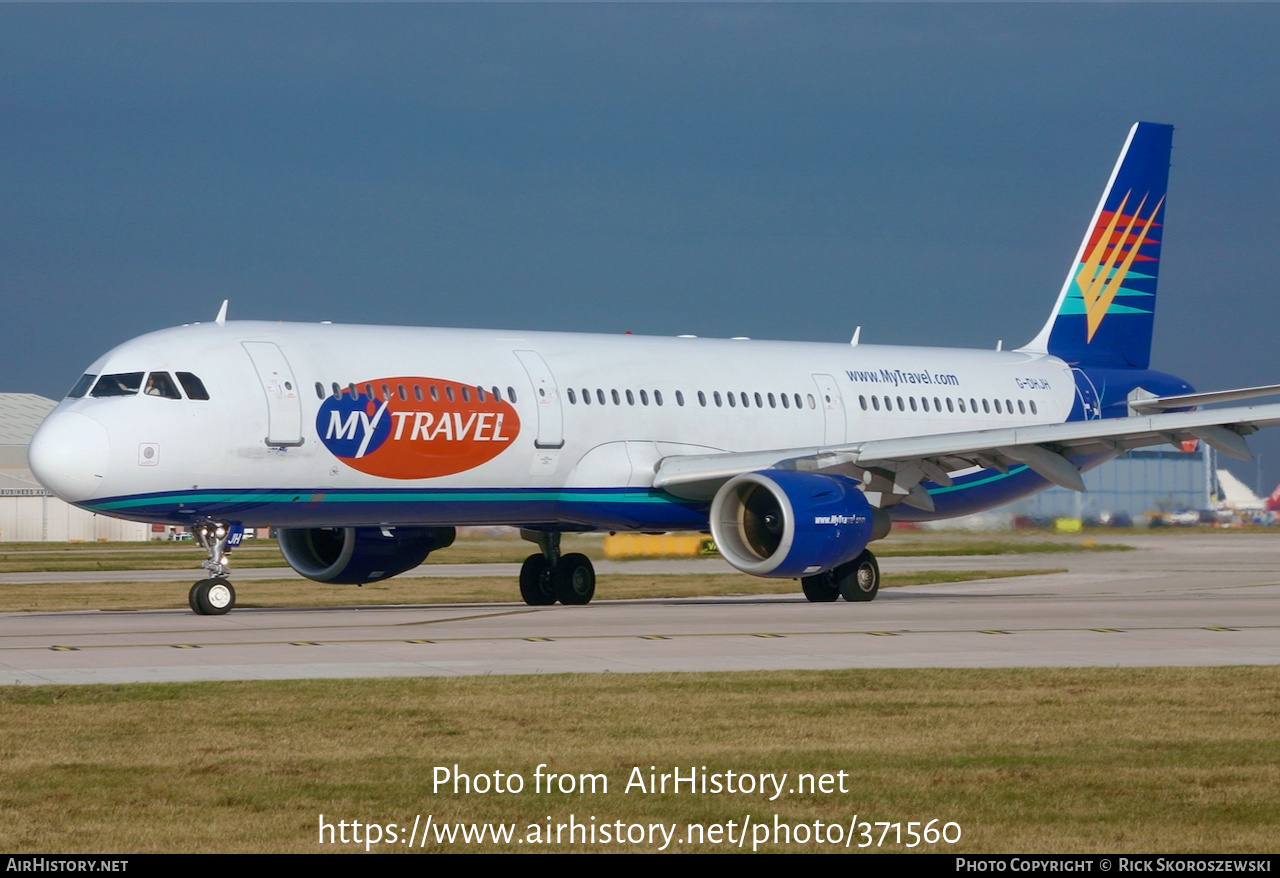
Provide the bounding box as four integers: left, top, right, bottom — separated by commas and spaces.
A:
1077, 189, 1164, 342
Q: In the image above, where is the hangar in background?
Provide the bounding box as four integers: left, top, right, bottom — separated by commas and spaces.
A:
1010, 445, 1214, 524
0, 393, 149, 542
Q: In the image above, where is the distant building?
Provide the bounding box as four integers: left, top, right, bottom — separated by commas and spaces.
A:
1009, 445, 1213, 524
0, 393, 151, 541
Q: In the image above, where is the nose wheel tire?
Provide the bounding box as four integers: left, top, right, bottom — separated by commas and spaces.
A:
190, 578, 236, 615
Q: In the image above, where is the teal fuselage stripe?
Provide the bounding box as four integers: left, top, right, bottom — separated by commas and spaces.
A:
91, 489, 681, 512
925, 464, 1029, 495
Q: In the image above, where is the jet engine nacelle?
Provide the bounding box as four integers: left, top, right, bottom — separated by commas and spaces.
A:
278, 525, 456, 584
709, 470, 882, 578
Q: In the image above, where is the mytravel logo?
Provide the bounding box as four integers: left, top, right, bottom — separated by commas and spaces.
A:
317, 377, 520, 479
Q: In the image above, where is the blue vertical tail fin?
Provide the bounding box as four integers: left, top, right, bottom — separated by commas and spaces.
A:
1020, 122, 1173, 369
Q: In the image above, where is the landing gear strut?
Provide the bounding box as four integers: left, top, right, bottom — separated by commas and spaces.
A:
190, 520, 238, 615
801, 549, 880, 603
519, 529, 596, 606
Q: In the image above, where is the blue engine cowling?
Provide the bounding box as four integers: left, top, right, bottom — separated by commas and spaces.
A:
278, 526, 456, 584
709, 470, 877, 578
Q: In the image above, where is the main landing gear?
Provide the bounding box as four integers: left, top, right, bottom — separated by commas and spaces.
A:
519, 529, 596, 606
189, 521, 237, 615
800, 549, 880, 603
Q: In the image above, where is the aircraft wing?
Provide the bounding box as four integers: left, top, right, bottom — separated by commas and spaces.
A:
652, 401, 1280, 511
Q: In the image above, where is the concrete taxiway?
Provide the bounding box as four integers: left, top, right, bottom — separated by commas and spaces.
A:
1, 534, 1278, 685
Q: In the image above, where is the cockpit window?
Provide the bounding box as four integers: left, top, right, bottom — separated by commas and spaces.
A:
144, 372, 182, 399
176, 372, 210, 400
90, 372, 145, 398
67, 374, 97, 398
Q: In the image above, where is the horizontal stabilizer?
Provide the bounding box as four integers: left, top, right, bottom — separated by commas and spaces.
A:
1128, 383, 1280, 414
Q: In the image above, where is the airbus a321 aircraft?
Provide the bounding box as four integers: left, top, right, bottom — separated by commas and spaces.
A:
28, 122, 1280, 614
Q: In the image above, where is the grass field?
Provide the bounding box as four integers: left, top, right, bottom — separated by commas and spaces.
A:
2, 667, 1276, 853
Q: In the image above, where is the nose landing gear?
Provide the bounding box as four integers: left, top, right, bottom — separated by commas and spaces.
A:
190, 521, 240, 615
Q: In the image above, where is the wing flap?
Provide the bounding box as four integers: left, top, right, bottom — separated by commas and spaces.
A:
652, 401, 1280, 500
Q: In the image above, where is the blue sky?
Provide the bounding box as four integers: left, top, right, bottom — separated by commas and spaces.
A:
4, 4, 1279, 492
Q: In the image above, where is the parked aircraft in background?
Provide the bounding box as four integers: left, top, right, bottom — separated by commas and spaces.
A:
28, 123, 1280, 614
1266, 483, 1280, 513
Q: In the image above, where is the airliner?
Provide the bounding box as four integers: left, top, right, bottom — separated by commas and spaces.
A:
28, 122, 1280, 614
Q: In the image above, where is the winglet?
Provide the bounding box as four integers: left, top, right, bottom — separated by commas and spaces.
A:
215, 300, 228, 327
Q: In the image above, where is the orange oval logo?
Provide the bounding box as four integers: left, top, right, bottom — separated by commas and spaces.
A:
317, 377, 521, 479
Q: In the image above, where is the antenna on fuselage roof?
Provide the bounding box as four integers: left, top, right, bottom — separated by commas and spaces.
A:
215, 300, 228, 327
850, 326, 861, 346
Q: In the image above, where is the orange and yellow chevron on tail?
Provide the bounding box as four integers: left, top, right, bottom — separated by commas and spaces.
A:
1022, 123, 1173, 369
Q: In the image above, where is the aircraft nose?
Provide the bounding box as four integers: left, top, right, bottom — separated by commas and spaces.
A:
28, 411, 110, 503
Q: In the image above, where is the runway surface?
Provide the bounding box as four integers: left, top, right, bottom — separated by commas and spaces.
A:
2, 534, 1278, 684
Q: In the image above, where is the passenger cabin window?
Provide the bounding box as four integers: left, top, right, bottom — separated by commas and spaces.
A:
91, 372, 144, 398
68, 374, 96, 398
176, 372, 210, 400
144, 372, 182, 399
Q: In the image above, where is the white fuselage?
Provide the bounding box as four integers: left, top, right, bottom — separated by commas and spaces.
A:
30, 320, 1077, 529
